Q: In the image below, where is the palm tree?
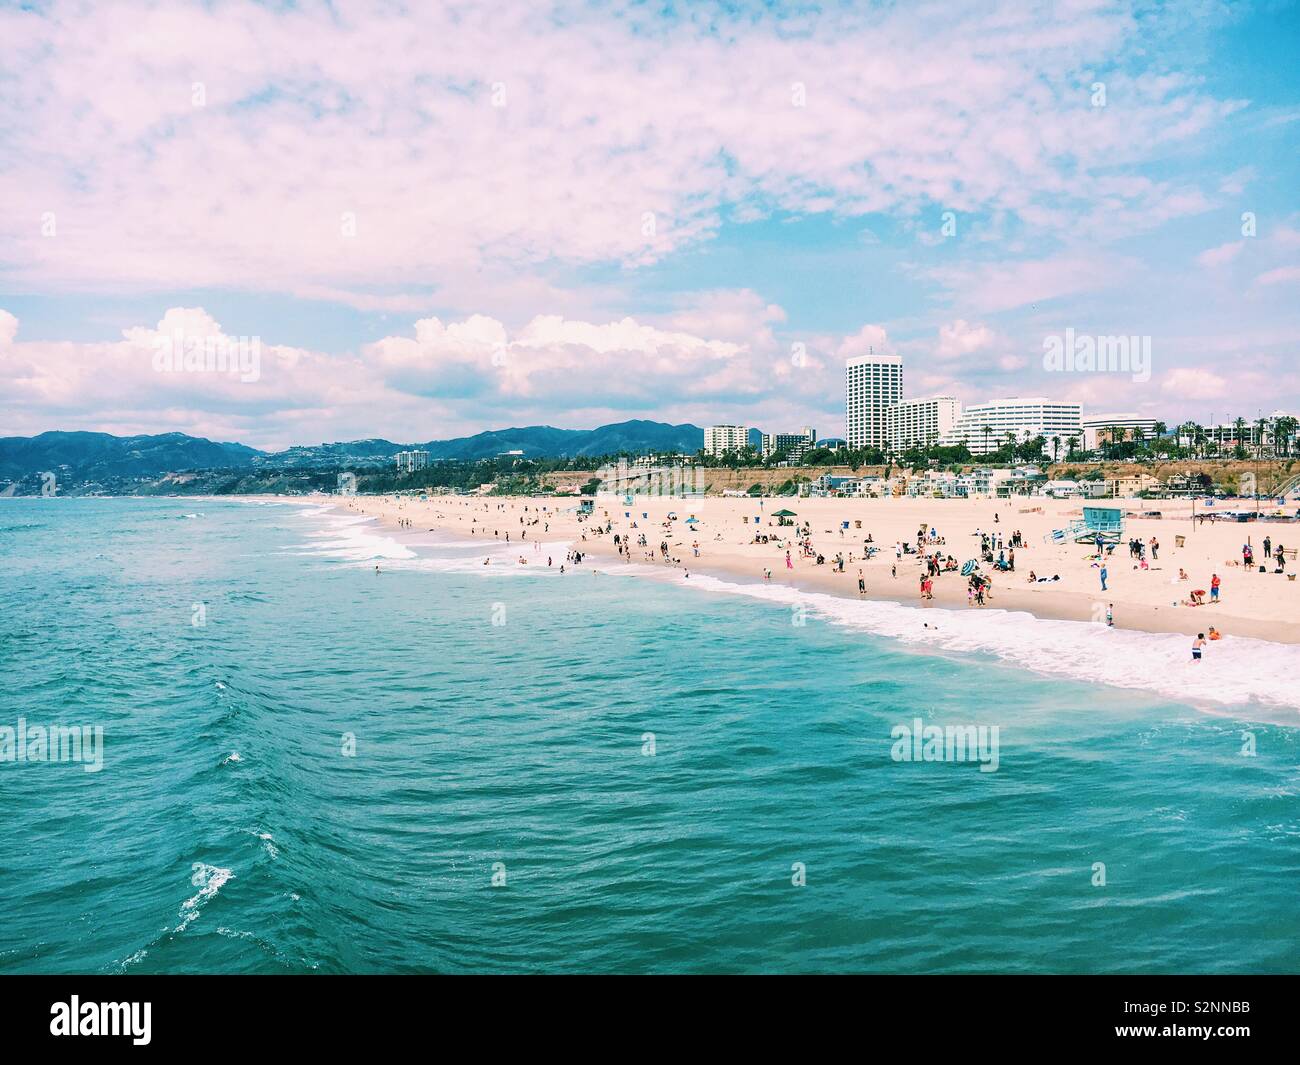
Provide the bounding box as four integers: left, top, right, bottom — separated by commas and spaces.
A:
1275, 416, 1297, 457
1051, 435, 1061, 464
1066, 435, 1079, 461
1233, 417, 1248, 460
1107, 424, 1125, 460
1255, 416, 1269, 459
980, 424, 993, 457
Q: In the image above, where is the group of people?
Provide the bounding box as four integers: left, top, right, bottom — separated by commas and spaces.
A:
1244, 537, 1288, 572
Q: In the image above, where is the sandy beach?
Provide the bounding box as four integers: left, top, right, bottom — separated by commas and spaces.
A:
338, 492, 1300, 645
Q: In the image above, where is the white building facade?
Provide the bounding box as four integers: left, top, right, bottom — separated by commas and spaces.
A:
703, 424, 751, 456
1082, 413, 1160, 452
761, 427, 817, 461
885, 396, 961, 452
395, 450, 430, 472
845, 354, 903, 450
941, 398, 1083, 456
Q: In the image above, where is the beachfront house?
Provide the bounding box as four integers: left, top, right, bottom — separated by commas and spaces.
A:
1108, 472, 1160, 497
810, 473, 886, 497
1041, 479, 1082, 498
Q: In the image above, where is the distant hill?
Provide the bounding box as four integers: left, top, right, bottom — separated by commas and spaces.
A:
415, 419, 704, 461
0, 421, 706, 487
256, 439, 405, 469
0, 431, 262, 482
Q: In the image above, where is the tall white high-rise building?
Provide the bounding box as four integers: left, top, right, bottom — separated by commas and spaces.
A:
395, 450, 430, 472
845, 354, 903, 449
703, 424, 751, 456
885, 397, 961, 452
760, 426, 817, 461
941, 398, 1083, 456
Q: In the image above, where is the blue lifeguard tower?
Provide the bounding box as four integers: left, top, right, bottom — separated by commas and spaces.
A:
1046, 506, 1125, 545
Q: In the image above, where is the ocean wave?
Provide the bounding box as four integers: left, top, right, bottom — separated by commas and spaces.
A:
286, 511, 416, 561
655, 569, 1300, 715
175, 864, 234, 934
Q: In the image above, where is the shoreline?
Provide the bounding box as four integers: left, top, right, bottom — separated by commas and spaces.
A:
234, 492, 1300, 717
323, 492, 1300, 646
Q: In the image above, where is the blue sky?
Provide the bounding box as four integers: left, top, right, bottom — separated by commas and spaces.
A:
0, 0, 1297, 448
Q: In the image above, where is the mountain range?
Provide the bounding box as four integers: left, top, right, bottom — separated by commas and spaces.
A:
0, 421, 709, 483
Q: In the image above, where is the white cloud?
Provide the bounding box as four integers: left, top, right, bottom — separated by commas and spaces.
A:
0, 0, 1238, 309
935, 319, 996, 360
1162, 367, 1228, 400
1196, 241, 1243, 269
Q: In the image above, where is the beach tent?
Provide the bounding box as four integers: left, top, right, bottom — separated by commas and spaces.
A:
773, 508, 798, 527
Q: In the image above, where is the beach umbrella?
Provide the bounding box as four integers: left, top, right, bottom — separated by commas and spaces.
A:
961, 559, 978, 576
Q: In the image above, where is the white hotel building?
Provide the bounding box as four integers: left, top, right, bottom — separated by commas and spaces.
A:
885, 397, 961, 452
1081, 413, 1161, 452
845, 354, 903, 449
394, 450, 430, 472
703, 424, 751, 456
941, 398, 1083, 456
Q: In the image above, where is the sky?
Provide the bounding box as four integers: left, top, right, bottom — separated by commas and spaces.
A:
1, 0, 1298, 450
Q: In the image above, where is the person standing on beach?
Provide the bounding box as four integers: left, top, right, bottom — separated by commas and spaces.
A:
857, 569, 865, 596
1106, 603, 1114, 627
1210, 573, 1221, 602
1100, 563, 1108, 591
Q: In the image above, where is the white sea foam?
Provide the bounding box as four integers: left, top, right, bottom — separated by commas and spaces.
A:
287, 511, 417, 562
176, 864, 233, 933
634, 568, 1300, 715
286, 502, 1300, 714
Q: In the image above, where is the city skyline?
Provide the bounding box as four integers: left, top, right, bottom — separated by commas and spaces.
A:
1, 1, 1298, 451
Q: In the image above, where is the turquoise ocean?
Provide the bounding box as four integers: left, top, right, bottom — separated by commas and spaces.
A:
1, 497, 1297, 974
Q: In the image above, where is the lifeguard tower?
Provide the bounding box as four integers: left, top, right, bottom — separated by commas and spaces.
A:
1046, 506, 1125, 545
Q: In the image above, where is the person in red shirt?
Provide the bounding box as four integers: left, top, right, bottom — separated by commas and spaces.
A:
1210, 573, 1221, 602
